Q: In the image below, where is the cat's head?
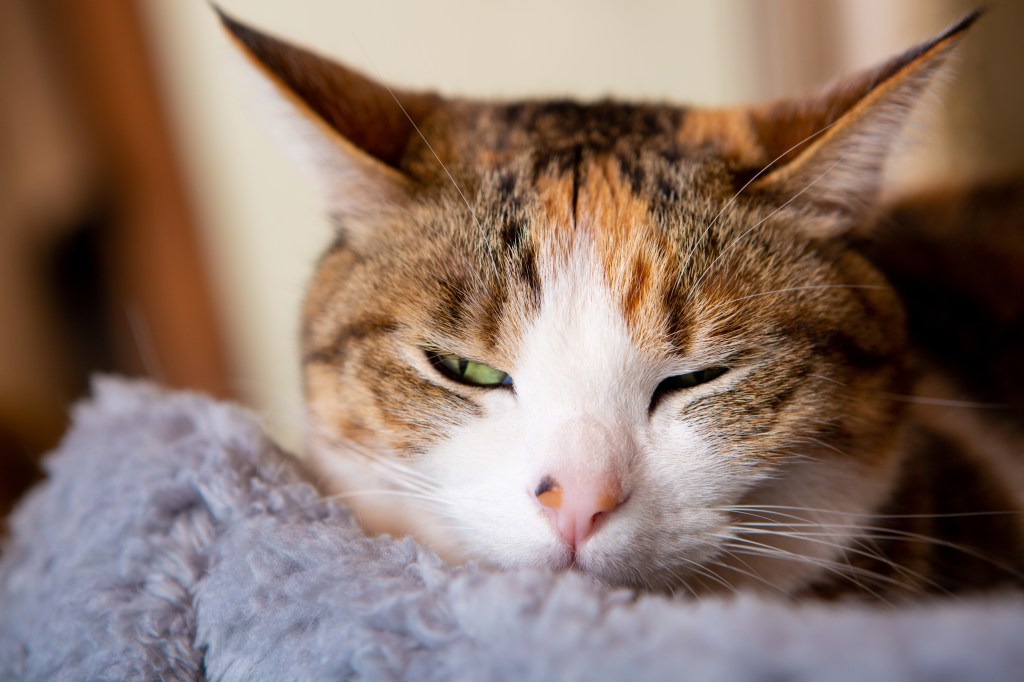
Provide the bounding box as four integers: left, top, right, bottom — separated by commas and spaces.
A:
220, 10, 975, 594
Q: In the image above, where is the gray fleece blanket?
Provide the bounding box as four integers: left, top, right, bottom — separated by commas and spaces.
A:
1, 379, 1023, 681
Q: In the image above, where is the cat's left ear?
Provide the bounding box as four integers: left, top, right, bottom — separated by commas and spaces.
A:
215, 8, 442, 222
742, 11, 980, 237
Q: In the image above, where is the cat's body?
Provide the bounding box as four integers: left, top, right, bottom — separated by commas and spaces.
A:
219, 9, 1024, 599
836, 179, 1024, 597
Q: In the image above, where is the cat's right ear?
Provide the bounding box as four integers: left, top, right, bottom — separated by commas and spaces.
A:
215, 8, 441, 221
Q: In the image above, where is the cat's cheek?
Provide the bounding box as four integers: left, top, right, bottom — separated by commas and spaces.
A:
303, 429, 437, 545
645, 416, 760, 508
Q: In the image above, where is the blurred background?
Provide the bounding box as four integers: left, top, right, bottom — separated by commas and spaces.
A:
1, 0, 1022, 521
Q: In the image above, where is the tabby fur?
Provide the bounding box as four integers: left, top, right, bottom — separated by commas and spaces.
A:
218, 8, 1023, 600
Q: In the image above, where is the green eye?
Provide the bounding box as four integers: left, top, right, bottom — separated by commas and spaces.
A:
427, 351, 513, 388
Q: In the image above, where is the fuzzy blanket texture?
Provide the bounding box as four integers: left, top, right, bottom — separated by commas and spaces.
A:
1, 379, 1023, 681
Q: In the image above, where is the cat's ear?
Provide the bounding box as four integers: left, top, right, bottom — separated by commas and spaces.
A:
215, 7, 441, 221
742, 11, 980, 237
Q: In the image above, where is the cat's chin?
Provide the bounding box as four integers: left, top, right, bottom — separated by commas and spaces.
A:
561, 555, 701, 595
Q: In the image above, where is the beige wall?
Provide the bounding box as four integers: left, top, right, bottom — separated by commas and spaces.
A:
136, 1, 1018, 449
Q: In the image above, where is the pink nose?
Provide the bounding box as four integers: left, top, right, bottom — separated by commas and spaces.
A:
535, 474, 625, 550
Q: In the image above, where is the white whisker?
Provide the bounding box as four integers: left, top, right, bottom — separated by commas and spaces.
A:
725, 526, 950, 594
715, 503, 1024, 521
727, 284, 886, 304
721, 538, 902, 602
878, 393, 1010, 409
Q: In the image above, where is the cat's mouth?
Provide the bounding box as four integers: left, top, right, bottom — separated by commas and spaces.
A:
563, 551, 681, 593
550, 521, 735, 594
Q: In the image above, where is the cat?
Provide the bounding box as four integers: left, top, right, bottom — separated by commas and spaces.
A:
217, 7, 1024, 600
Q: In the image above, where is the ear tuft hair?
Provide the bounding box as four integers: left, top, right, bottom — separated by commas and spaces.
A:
743, 10, 981, 237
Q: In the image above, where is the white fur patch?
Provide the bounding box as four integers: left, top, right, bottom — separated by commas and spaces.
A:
414, 239, 750, 581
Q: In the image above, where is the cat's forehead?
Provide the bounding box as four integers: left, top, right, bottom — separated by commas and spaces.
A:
517, 159, 755, 353
399, 157, 787, 364
380, 102, 814, 358
404, 100, 764, 193
463, 100, 689, 170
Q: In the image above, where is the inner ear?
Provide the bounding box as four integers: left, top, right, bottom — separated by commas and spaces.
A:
733, 11, 980, 235
216, 7, 441, 170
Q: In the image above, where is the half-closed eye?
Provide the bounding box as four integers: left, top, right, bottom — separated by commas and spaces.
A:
649, 367, 729, 412
426, 350, 513, 388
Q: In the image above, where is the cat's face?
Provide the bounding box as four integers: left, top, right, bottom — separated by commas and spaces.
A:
220, 10, 971, 594
299, 102, 908, 592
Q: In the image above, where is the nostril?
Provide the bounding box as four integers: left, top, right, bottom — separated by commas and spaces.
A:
535, 475, 557, 497
535, 475, 563, 510
589, 508, 613, 533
